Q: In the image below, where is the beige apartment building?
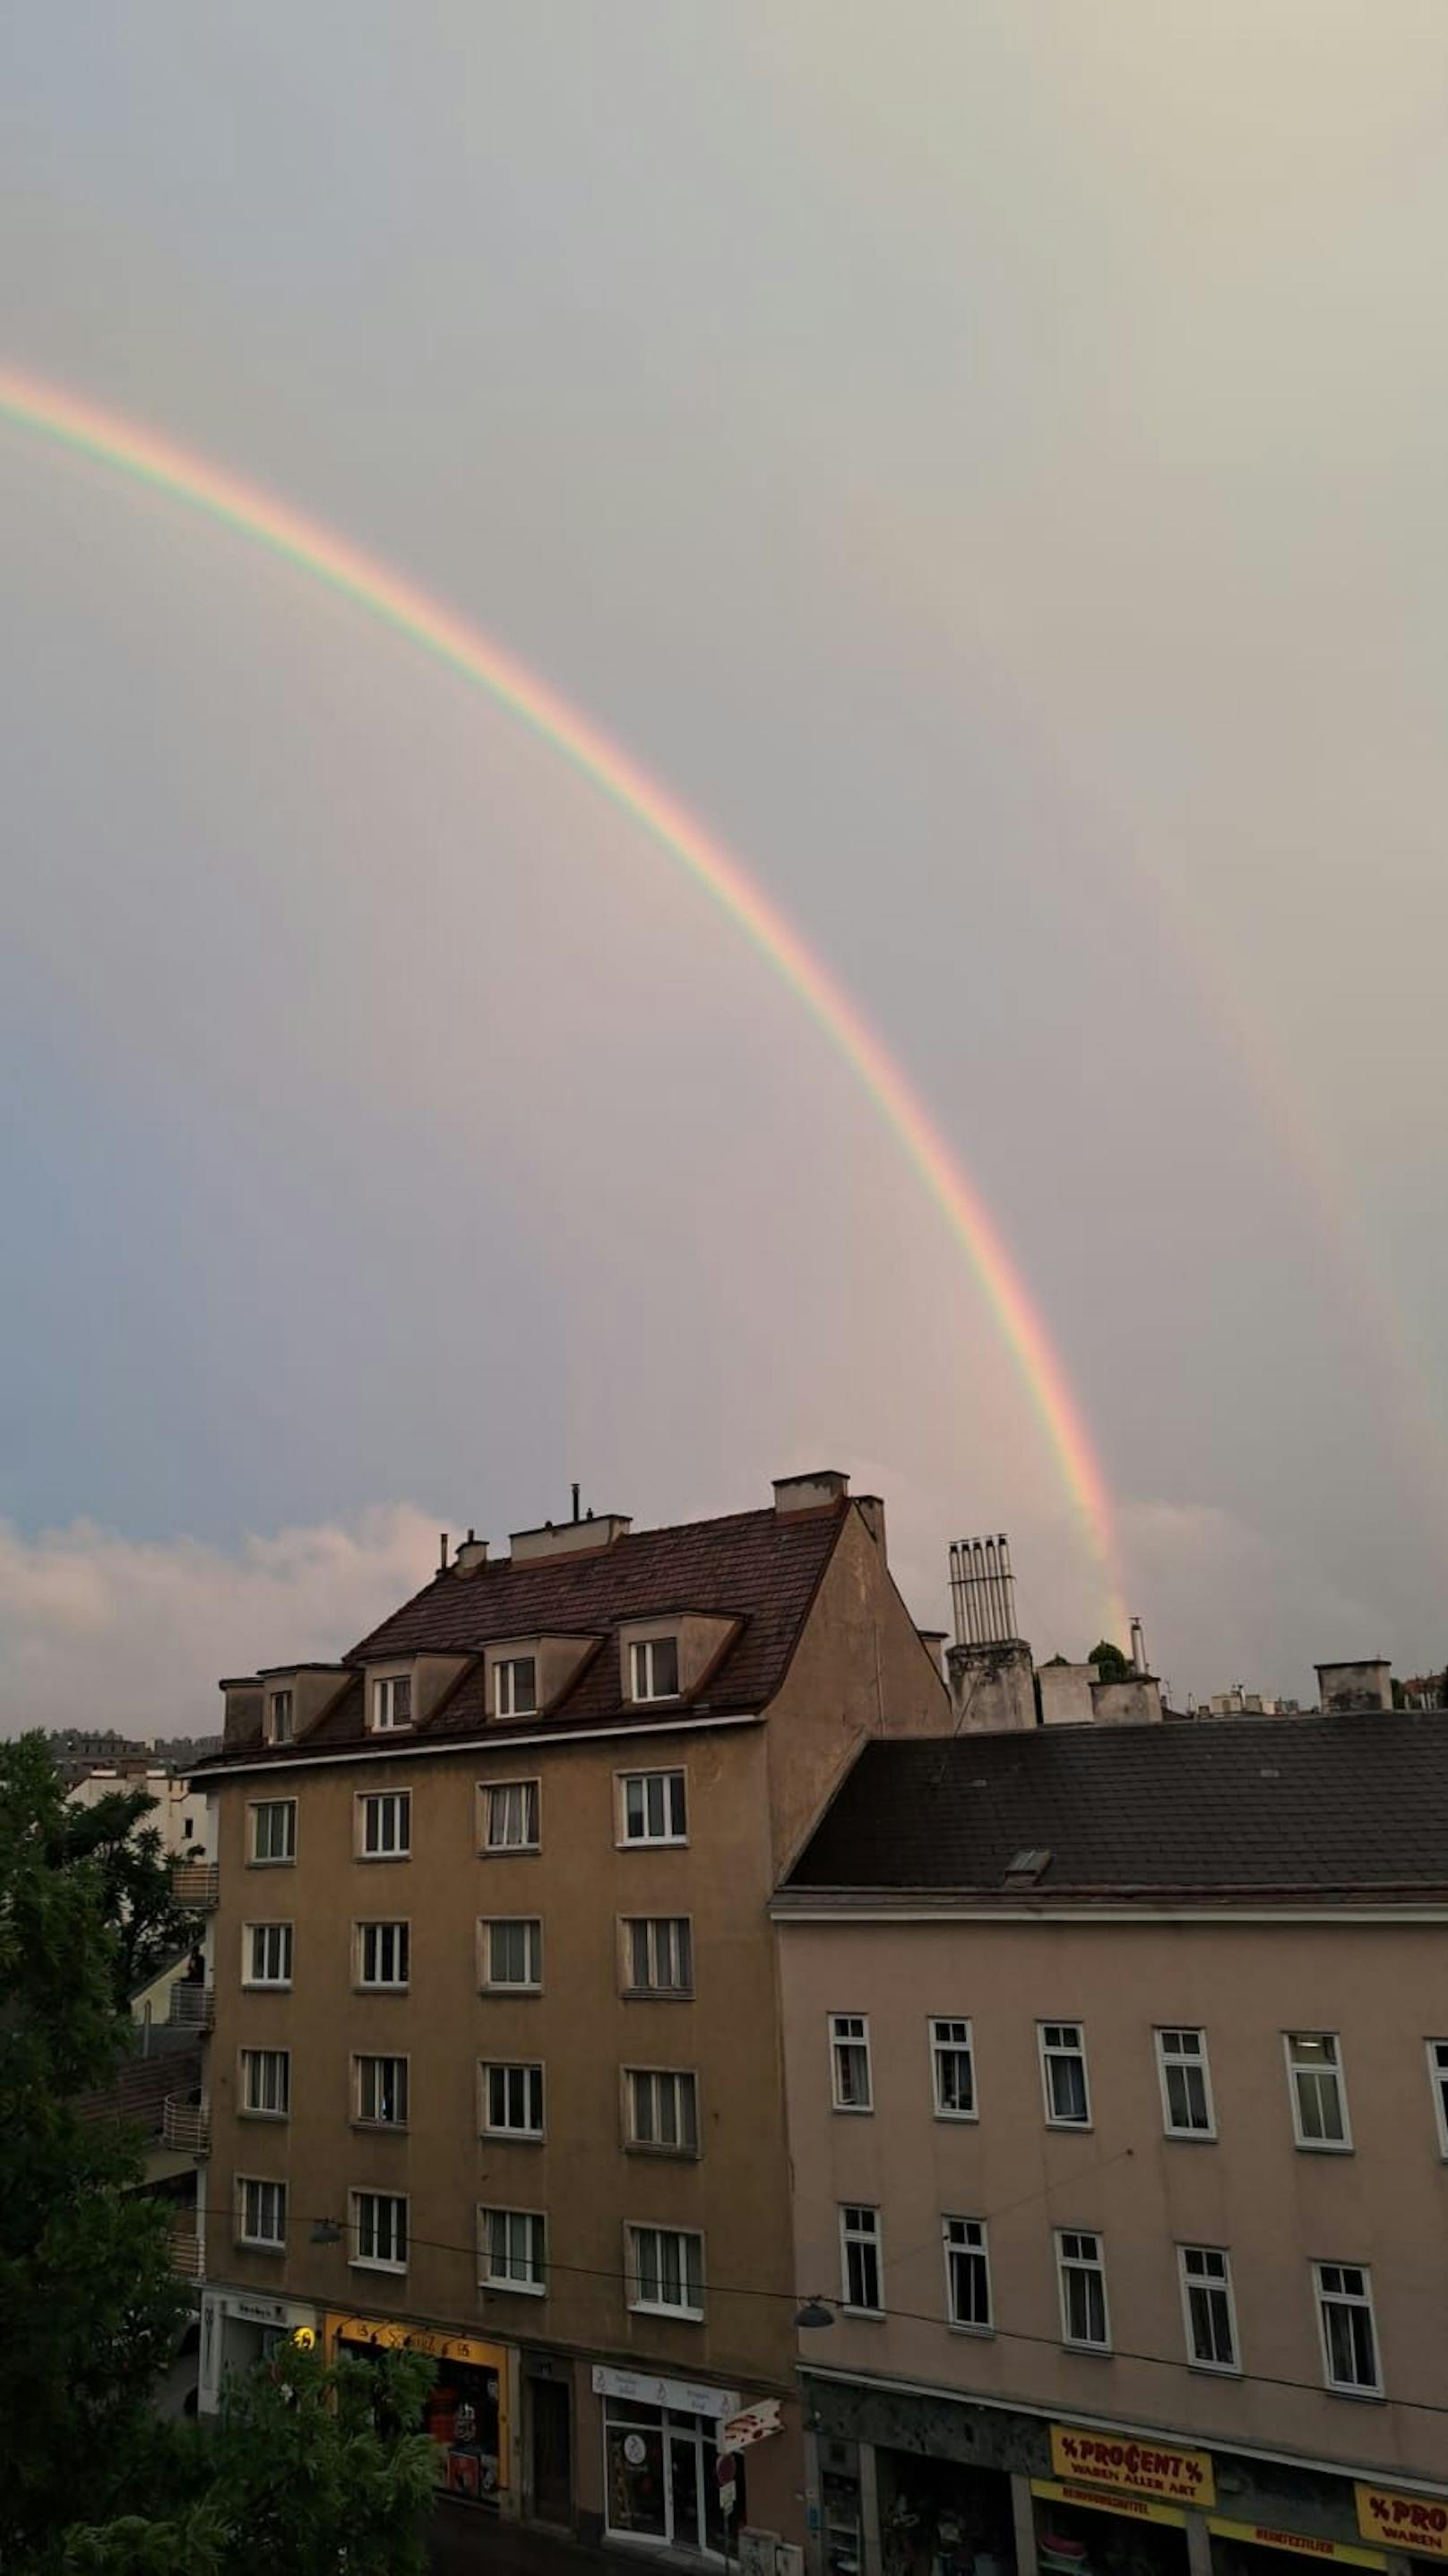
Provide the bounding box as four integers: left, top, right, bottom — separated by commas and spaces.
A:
192, 1471, 951, 2557
773, 1710, 1448, 2576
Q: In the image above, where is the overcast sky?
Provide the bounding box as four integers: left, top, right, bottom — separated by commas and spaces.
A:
4, 4, 1447, 1733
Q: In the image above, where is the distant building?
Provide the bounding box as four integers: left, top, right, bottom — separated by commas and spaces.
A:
65, 1762, 211, 1861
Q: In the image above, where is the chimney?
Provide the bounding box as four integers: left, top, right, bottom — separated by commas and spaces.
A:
772, 1470, 850, 1517
510, 1513, 632, 1566
1130, 1616, 1148, 1674
1315, 1658, 1393, 1715
949, 1534, 1021, 1647
453, 1530, 490, 1577
945, 1532, 1035, 1732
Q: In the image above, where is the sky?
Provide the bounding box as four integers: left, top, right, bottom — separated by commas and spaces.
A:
4, 3, 1447, 1733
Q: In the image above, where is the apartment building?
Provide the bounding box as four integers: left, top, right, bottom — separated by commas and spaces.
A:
192, 1471, 951, 2555
773, 1713, 1448, 2576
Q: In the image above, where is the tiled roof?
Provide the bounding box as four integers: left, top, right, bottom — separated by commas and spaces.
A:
781, 1711, 1448, 1901
201, 1504, 846, 1768
74, 2044, 203, 2134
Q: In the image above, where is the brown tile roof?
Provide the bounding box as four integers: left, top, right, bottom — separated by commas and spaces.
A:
199, 1504, 846, 1768
780, 1711, 1448, 1902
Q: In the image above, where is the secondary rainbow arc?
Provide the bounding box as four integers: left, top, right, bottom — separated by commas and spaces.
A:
0, 365, 1127, 1635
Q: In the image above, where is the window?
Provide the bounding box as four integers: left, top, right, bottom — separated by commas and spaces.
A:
496, 1656, 538, 1718
358, 1790, 410, 1859
482, 2061, 545, 2138
244, 1921, 293, 1987
483, 1779, 540, 1852
237, 2176, 287, 2249
1056, 2228, 1110, 2350
944, 2217, 991, 2331
626, 2068, 699, 2153
355, 2053, 409, 2126
1180, 2245, 1238, 2372
249, 1800, 297, 1864
372, 1673, 412, 1732
1314, 2262, 1382, 2396
830, 2013, 873, 2113
620, 1770, 687, 1846
240, 2048, 290, 2117
481, 1917, 543, 1991
630, 1636, 680, 1702
931, 2018, 977, 2119
1157, 2027, 1216, 2139
1039, 2022, 1090, 2127
624, 1915, 694, 1994
625, 2224, 704, 2319
356, 1921, 409, 1989
351, 2190, 408, 2272
840, 2204, 883, 2314
479, 2205, 547, 2295
1427, 2040, 1448, 2157
267, 1690, 294, 1746
1286, 2033, 1350, 2149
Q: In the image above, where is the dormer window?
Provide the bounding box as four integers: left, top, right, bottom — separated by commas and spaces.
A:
630, 1637, 679, 1703
373, 1673, 412, 1733
267, 1689, 294, 1746
496, 1657, 538, 1720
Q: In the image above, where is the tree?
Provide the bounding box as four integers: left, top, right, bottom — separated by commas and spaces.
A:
1089, 1638, 1131, 1680
57, 1784, 200, 2007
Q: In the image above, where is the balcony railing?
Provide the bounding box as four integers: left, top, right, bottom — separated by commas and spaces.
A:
169, 2226, 203, 2280
168, 1983, 215, 2031
163, 2096, 211, 2155
171, 1861, 219, 1909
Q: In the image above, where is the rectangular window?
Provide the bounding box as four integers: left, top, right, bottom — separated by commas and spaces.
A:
237, 2175, 287, 2249
495, 1657, 538, 1718
1287, 2033, 1350, 2149
1428, 2040, 1448, 2157
1039, 2022, 1090, 2127
625, 2068, 699, 2153
830, 2013, 873, 2113
481, 1917, 543, 1991
483, 1779, 540, 1852
372, 1673, 412, 1732
354, 2053, 409, 2126
1314, 2262, 1382, 2395
1157, 2027, 1216, 2139
356, 1920, 409, 1988
358, 1790, 410, 1860
351, 2190, 408, 2272
244, 1921, 293, 1987
267, 1690, 294, 1745
840, 2204, 883, 2314
624, 1915, 694, 1994
620, 1770, 687, 1846
625, 2223, 704, 2318
931, 2018, 977, 2120
480, 2205, 547, 2294
630, 1636, 680, 1702
1056, 2228, 1110, 2350
1180, 2245, 1238, 2372
240, 2048, 290, 2118
944, 2216, 991, 2331
249, 1800, 297, 1864
482, 2061, 545, 2137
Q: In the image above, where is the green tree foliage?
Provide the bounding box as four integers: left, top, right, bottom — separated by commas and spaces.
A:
57, 1784, 201, 2007
1088, 1638, 1131, 1680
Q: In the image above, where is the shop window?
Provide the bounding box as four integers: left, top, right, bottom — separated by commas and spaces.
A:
944, 2216, 992, 2331
1180, 2244, 1238, 2372
358, 1790, 410, 1860
371, 1673, 412, 1732
622, 1915, 693, 1995
355, 1919, 409, 1989
630, 1636, 680, 1702
1056, 2227, 1109, 2350
482, 1778, 540, 1853
1314, 2261, 1382, 2395
603, 2394, 740, 2554
240, 2047, 290, 2118
243, 1920, 293, 1987
931, 2018, 977, 2119
478, 2205, 546, 2294
1156, 2027, 1215, 2138
1428, 2039, 1448, 2157
482, 2061, 545, 2138
355, 2053, 409, 2126
830, 2013, 873, 2112
625, 2067, 699, 2154
495, 1656, 538, 1718
237, 2175, 287, 2250
1039, 2022, 1090, 2127
625, 2224, 705, 2319
619, 1769, 687, 1846
840, 2204, 883, 2315
249, 1800, 297, 1864
879, 2451, 1016, 2576
1286, 2033, 1350, 2149
480, 1917, 542, 1991
350, 2189, 408, 2272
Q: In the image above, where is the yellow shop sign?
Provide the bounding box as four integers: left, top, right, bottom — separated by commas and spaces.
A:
1034, 2479, 1185, 2530
1356, 2485, 1448, 2561
1050, 2425, 1215, 2509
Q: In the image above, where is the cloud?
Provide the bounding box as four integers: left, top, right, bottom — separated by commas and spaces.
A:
0, 1507, 443, 1741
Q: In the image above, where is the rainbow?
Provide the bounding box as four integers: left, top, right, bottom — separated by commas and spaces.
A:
0, 365, 1126, 1634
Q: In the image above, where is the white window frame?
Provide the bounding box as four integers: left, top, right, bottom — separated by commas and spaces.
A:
266, 1690, 294, 1746
248, 1799, 297, 1865
495, 1656, 538, 1719
1427, 2039, 1448, 2159
1056, 2227, 1111, 2352
930, 2018, 978, 2121
944, 2215, 992, 2333
353, 2053, 409, 2128
354, 1919, 409, 1990
625, 2066, 700, 2156
479, 2204, 547, 2295
481, 2059, 545, 2139
357, 1788, 411, 1862
1039, 2021, 1091, 2128
1314, 2261, 1383, 2397
625, 2222, 705, 2320
839, 2203, 883, 2316
371, 1672, 413, 1733
1156, 2027, 1216, 2139
629, 1635, 681, 1703
617, 1768, 688, 1847
621, 1915, 694, 1996
242, 1920, 293, 1989
239, 2047, 291, 2119
479, 1916, 543, 1992
237, 2174, 287, 2250
829, 2013, 874, 2114
481, 1777, 541, 1854
349, 2189, 409, 2274
1285, 2032, 1351, 2151
1179, 2243, 1239, 2374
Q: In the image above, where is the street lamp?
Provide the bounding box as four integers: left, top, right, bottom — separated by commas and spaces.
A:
794, 2295, 836, 2330
310, 2217, 343, 2246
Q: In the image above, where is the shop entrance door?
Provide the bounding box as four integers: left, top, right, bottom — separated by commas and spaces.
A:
668, 2419, 707, 2553
530, 2378, 572, 2526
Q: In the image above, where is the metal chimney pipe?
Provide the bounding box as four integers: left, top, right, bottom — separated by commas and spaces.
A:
983, 1537, 1002, 1643
1130, 1616, 1147, 1674
949, 1543, 965, 1647
999, 1534, 1018, 1641
972, 1541, 989, 1643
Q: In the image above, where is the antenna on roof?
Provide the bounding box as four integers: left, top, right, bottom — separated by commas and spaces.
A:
572, 1482, 581, 1523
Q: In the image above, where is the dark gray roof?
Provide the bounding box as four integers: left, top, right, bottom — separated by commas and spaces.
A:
781, 1712, 1448, 1901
